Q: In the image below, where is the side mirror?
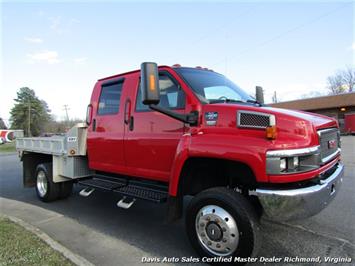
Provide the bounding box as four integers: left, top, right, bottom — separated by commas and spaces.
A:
140, 62, 160, 105
86, 104, 93, 125
255, 86, 264, 104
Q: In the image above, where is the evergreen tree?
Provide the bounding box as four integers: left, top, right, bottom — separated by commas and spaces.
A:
10, 87, 51, 136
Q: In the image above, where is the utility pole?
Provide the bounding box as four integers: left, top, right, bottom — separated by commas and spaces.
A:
63, 104, 70, 128
28, 101, 31, 137
63, 105, 70, 121
272, 91, 278, 103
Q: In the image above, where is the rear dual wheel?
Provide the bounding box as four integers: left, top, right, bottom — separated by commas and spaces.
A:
186, 187, 261, 265
35, 163, 73, 202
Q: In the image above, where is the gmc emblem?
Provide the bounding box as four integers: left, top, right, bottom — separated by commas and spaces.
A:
328, 139, 337, 149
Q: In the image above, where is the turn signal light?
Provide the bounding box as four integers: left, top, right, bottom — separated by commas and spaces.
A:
266, 126, 277, 140
149, 74, 156, 91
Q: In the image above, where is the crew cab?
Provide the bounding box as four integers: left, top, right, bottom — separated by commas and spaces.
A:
17, 62, 343, 263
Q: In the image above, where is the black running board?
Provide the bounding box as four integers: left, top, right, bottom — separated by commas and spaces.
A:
78, 177, 168, 203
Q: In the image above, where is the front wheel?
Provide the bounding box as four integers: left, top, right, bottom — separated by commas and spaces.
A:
186, 187, 261, 265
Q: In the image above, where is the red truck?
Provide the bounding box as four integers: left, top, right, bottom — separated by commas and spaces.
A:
17, 62, 343, 262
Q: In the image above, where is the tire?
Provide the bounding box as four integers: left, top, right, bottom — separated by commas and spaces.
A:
35, 163, 60, 202
59, 181, 73, 199
186, 187, 261, 265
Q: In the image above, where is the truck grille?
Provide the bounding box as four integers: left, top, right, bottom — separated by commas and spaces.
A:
318, 128, 340, 163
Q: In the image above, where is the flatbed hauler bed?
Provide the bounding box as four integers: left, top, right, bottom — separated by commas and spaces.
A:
17, 123, 92, 184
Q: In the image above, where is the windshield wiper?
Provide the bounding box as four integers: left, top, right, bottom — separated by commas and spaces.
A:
246, 99, 264, 106
209, 99, 246, 104
209, 98, 265, 106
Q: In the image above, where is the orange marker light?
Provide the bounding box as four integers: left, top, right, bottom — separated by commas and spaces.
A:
266, 126, 277, 140
149, 74, 156, 91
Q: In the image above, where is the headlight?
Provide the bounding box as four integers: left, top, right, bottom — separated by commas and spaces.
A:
280, 158, 287, 171
266, 146, 321, 175
278, 157, 298, 172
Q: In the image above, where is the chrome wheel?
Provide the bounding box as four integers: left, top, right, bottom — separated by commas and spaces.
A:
36, 170, 48, 197
195, 205, 239, 256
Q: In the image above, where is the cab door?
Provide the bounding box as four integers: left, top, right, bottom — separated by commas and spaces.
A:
123, 71, 186, 182
87, 77, 126, 173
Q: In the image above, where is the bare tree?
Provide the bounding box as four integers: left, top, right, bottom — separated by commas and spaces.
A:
327, 72, 346, 95
342, 67, 355, 92
327, 67, 355, 94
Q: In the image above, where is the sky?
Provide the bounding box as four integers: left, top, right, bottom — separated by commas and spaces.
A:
1, 1, 354, 125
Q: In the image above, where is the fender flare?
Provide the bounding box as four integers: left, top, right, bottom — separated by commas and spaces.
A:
169, 134, 190, 196
168, 134, 266, 196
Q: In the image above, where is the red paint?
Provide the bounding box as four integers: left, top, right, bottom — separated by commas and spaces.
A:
344, 113, 355, 134
86, 66, 340, 196
0, 130, 16, 142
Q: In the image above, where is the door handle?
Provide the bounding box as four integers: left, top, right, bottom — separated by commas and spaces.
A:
129, 116, 134, 131
124, 99, 134, 131
92, 118, 96, 131
124, 99, 131, 125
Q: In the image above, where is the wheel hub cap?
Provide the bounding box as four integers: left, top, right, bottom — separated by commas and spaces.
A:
37, 170, 48, 197
195, 205, 239, 256
206, 222, 223, 241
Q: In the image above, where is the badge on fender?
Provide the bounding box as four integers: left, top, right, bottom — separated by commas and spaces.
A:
205, 112, 218, 126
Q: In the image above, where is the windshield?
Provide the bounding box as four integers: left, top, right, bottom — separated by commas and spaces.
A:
174, 68, 253, 104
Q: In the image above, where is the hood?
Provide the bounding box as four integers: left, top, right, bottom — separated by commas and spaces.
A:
202, 103, 337, 130
260, 106, 338, 130
201, 103, 338, 149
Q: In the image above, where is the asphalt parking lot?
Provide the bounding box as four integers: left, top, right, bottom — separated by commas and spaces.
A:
0, 137, 354, 266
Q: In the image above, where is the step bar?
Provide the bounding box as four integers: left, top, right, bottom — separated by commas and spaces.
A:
78, 175, 168, 203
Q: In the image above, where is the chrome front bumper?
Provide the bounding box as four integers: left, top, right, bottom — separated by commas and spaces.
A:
255, 163, 344, 221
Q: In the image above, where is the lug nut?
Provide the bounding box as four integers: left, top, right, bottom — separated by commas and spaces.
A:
222, 227, 227, 232
206, 217, 211, 221
222, 238, 227, 243
216, 244, 221, 248
207, 241, 212, 246
215, 218, 219, 223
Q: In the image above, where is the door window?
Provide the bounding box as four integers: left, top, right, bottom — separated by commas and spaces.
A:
136, 73, 185, 111
98, 81, 124, 115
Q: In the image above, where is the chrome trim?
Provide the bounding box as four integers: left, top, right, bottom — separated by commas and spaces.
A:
195, 205, 239, 256
237, 110, 275, 129
266, 146, 320, 158
321, 148, 341, 164
317, 127, 338, 136
37, 170, 48, 197
255, 163, 344, 221
317, 128, 341, 164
